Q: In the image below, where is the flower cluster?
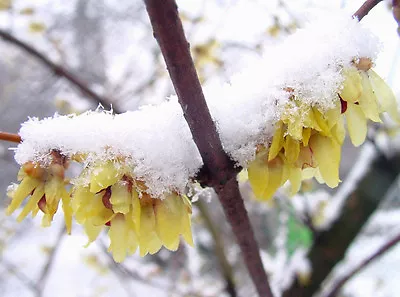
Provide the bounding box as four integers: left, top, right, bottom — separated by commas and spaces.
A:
7, 154, 193, 262
7, 151, 72, 232
248, 58, 399, 201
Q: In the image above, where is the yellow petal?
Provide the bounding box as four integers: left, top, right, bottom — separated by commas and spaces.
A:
110, 182, 131, 214
309, 135, 341, 188
83, 219, 103, 246
17, 185, 44, 222
90, 161, 122, 193
248, 157, 269, 200
359, 71, 381, 123
125, 214, 139, 254
284, 136, 300, 164
182, 214, 194, 246
42, 214, 53, 227
7, 176, 40, 215
302, 167, 318, 180
325, 100, 341, 129
313, 108, 330, 136
263, 157, 285, 199
31, 205, 40, 218
287, 116, 303, 140
61, 189, 72, 234
303, 108, 321, 131
91, 208, 115, 226
44, 177, 63, 205
269, 121, 285, 161
368, 69, 400, 123
340, 68, 362, 103
302, 128, 312, 146
131, 189, 141, 233
155, 194, 182, 251
345, 103, 367, 147
139, 204, 162, 256
109, 214, 128, 263
331, 117, 346, 145
289, 167, 302, 196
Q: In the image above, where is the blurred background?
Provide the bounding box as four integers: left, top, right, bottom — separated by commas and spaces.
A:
1, 0, 400, 296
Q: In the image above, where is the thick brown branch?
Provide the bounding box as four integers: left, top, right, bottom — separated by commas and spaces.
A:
325, 231, 400, 297
215, 178, 273, 297
143, 1, 273, 296
0, 131, 22, 143
353, 0, 384, 20
0, 29, 117, 112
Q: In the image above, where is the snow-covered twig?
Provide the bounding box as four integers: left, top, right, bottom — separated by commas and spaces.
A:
324, 231, 400, 297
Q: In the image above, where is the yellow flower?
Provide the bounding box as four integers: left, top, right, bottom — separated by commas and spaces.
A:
7, 151, 72, 234
72, 160, 193, 262
340, 58, 400, 146
247, 57, 399, 202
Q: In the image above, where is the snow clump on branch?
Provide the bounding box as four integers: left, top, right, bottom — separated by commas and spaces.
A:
6, 11, 399, 262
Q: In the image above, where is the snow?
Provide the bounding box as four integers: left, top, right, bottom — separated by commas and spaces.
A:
11, 10, 382, 197
14, 100, 203, 197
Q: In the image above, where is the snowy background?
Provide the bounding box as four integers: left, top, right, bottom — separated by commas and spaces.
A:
1, 0, 400, 296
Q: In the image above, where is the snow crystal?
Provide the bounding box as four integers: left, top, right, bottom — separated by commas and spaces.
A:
13, 10, 381, 196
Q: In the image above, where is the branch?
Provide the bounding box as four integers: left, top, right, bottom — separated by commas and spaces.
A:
353, 0, 384, 20
143, 1, 273, 296
143, 0, 235, 188
215, 178, 273, 297
36, 226, 65, 297
0, 131, 21, 143
325, 231, 400, 297
0, 258, 39, 294
0, 29, 117, 112
283, 153, 400, 297
197, 200, 237, 297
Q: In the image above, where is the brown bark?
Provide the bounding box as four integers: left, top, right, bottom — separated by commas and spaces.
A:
143, 1, 273, 296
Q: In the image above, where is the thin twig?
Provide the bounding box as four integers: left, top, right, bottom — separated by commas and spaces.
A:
143, 1, 273, 296
196, 200, 237, 297
353, 0, 384, 20
0, 29, 117, 112
36, 226, 65, 297
0, 258, 39, 294
0, 131, 21, 143
325, 231, 400, 297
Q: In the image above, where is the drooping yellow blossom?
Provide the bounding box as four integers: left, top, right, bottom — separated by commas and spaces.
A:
248, 57, 399, 201
340, 58, 400, 146
7, 150, 72, 233
71, 160, 193, 262
7, 154, 193, 263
